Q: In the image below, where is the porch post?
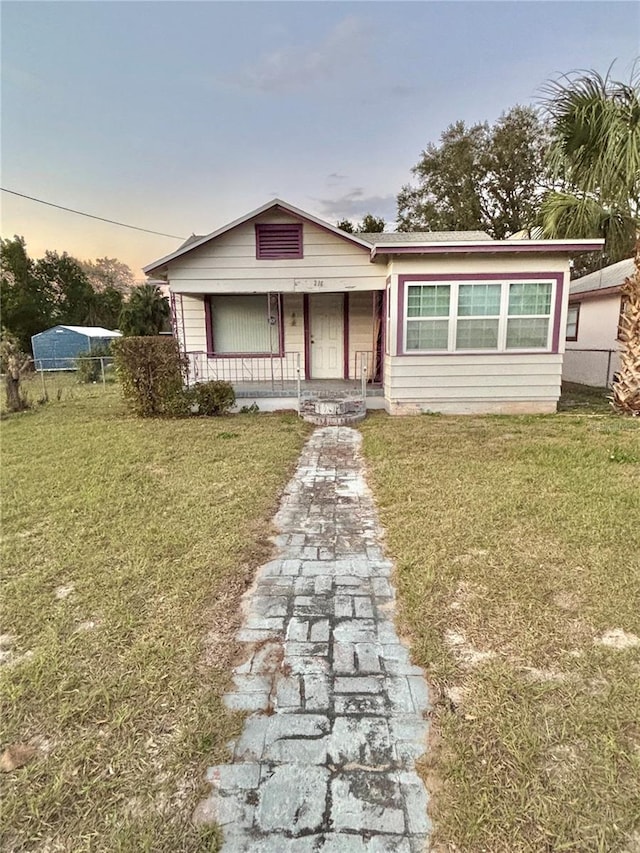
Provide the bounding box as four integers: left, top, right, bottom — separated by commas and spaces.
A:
343, 293, 350, 380
303, 294, 311, 381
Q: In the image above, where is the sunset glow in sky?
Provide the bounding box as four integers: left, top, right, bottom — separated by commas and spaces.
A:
2, 1, 638, 277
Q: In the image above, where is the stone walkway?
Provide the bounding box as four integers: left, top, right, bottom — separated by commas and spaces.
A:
194, 427, 431, 852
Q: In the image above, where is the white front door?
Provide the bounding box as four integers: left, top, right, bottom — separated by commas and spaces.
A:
309, 293, 344, 379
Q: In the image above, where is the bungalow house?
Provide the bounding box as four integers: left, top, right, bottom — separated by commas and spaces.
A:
563, 257, 634, 388
143, 199, 602, 416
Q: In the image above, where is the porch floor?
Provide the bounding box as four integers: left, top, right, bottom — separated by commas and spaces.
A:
233, 380, 383, 398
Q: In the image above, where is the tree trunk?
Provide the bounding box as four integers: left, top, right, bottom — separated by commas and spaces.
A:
612, 247, 640, 416
5, 372, 26, 412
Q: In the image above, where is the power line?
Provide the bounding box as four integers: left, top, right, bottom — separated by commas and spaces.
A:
1, 188, 186, 240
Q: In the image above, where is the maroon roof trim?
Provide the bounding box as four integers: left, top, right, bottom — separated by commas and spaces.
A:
372, 242, 603, 259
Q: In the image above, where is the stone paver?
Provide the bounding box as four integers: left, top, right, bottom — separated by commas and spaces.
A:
195, 427, 431, 851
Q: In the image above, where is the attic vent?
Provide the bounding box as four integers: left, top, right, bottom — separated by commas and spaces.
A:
256, 223, 303, 259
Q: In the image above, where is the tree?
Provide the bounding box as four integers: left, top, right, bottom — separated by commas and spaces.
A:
34, 251, 95, 326
119, 283, 170, 336
0, 237, 54, 353
81, 257, 134, 294
612, 245, 640, 415
0, 328, 32, 412
358, 214, 386, 233
336, 215, 386, 233
540, 66, 640, 270
86, 286, 124, 329
397, 106, 549, 238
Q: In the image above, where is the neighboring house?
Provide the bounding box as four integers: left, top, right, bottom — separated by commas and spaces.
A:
563, 257, 634, 388
31, 325, 122, 370
144, 199, 601, 415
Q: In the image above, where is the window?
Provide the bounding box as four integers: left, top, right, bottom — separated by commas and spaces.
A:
404, 279, 555, 353
566, 304, 580, 341
256, 224, 303, 259
506, 282, 552, 349
208, 294, 281, 355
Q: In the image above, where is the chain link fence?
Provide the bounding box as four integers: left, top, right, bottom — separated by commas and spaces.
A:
563, 348, 620, 389
2, 358, 119, 411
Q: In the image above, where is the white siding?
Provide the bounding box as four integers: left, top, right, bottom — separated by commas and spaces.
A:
348, 292, 375, 379
175, 293, 207, 352
563, 293, 622, 386
168, 211, 386, 293
384, 353, 562, 414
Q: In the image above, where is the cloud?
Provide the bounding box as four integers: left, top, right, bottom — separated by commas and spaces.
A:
389, 83, 419, 98
228, 17, 374, 93
314, 189, 397, 225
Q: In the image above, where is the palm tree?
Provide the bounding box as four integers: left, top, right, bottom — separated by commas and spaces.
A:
540, 65, 640, 267
612, 244, 640, 415
119, 284, 170, 336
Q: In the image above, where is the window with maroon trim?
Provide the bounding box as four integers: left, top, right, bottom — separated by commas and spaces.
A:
404, 279, 555, 352
566, 303, 580, 341
206, 294, 282, 355
256, 223, 303, 259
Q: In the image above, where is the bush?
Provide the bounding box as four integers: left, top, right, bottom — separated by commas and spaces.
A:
76, 344, 111, 384
162, 381, 236, 418
112, 336, 188, 417
192, 380, 236, 416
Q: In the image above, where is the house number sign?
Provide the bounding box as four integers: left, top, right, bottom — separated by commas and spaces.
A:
293, 278, 325, 291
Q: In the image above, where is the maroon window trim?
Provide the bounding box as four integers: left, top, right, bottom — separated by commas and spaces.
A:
566, 302, 580, 342
397, 272, 565, 355
205, 293, 284, 358
255, 223, 303, 259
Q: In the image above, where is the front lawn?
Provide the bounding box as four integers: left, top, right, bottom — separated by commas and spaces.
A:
0, 389, 309, 852
361, 412, 640, 853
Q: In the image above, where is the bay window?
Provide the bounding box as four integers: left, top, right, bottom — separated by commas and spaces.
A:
404, 279, 555, 353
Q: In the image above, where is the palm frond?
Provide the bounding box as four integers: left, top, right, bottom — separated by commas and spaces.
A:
541, 66, 640, 205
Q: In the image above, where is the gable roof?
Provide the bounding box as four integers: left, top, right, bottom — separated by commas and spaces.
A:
33, 325, 122, 339
144, 199, 373, 275
143, 198, 605, 275
570, 257, 635, 297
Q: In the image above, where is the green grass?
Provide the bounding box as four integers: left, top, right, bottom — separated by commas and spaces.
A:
1, 370, 117, 416
361, 412, 640, 853
0, 388, 310, 852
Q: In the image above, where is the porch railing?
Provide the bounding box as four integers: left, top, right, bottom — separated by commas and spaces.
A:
186, 351, 301, 390
354, 351, 374, 381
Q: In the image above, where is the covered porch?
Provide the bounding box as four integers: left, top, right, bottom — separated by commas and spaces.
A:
177, 288, 385, 396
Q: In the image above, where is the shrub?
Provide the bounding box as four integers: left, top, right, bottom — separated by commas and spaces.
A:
192, 380, 235, 416
76, 344, 112, 384
112, 336, 188, 417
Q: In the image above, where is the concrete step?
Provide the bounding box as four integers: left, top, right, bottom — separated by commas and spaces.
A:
299, 396, 366, 426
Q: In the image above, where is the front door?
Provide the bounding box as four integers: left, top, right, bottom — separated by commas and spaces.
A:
309, 293, 344, 379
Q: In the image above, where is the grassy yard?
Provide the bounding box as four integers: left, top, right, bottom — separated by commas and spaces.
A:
361, 411, 640, 853
0, 387, 309, 852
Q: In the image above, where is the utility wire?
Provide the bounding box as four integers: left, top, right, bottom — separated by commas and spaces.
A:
1, 187, 185, 240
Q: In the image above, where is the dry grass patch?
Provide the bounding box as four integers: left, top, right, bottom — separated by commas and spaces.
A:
361, 411, 640, 853
1, 388, 309, 851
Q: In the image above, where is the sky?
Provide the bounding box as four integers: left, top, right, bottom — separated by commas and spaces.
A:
1, 0, 638, 278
